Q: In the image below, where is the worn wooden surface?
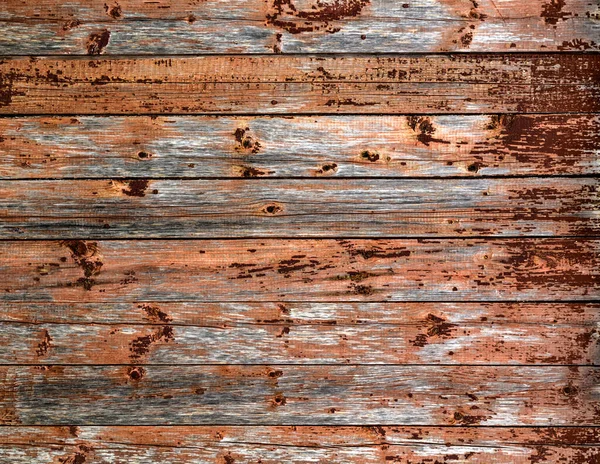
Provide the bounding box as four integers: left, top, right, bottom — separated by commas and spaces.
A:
1, 0, 599, 461
2, 114, 600, 179
2, 239, 598, 302
2, 426, 599, 463
1, 365, 599, 425
2, 177, 598, 238
2, 302, 598, 364
1, 55, 599, 114
1, 0, 599, 54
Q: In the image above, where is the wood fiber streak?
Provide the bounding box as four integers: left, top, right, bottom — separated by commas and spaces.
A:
1, 239, 598, 302
1, 426, 599, 463
1, 178, 598, 238
2, 114, 600, 179
1, 365, 599, 425
0, 55, 598, 114
0, 0, 598, 54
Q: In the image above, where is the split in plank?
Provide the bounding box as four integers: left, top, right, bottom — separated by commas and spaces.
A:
1, 365, 599, 425
1, 55, 599, 114
0, 0, 598, 54
1, 177, 598, 238
1, 426, 599, 463
2, 114, 600, 179
1, 239, 598, 302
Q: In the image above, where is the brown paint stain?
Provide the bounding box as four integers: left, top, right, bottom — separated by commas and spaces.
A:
407, 116, 449, 146
120, 179, 150, 197
60, 240, 103, 291
138, 303, 172, 323
57, 445, 92, 464
411, 314, 457, 347
127, 366, 146, 381
62, 19, 82, 31
541, 0, 572, 25
129, 326, 174, 360
234, 127, 261, 153
105, 2, 123, 19
87, 30, 111, 55
35, 329, 52, 356
266, 0, 370, 34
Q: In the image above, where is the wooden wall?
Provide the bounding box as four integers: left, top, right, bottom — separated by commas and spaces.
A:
0, 0, 599, 462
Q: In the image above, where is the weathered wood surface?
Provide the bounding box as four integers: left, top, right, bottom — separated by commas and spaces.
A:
2, 114, 600, 179
1, 365, 599, 425
1, 239, 598, 302
3, 303, 598, 364
1, 426, 599, 463
1, 0, 599, 54
1, 55, 599, 114
2, 177, 598, 239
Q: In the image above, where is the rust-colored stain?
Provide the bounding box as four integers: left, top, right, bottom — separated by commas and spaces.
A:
0, 0, 598, 461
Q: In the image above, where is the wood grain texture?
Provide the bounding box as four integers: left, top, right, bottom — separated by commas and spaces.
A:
2, 303, 598, 364
1, 239, 598, 302
2, 177, 598, 239
1, 365, 599, 425
0, 0, 598, 54
1, 55, 599, 114
1, 426, 599, 463
2, 114, 600, 179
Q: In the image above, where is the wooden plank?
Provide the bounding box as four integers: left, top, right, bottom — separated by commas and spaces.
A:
1, 239, 598, 302
1, 426, 599, 463
2, 114, 600, 179
1, 365, 598, 425
2, 302, 597, 364
0, 0, 598, 54
1, 55, 598, 114
2, 177, 598, 239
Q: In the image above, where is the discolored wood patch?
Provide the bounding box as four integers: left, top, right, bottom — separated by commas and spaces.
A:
0, 55, 598, 114
0, 177, 598, 238
1, 239, 598, 302
2, 114, 600, 179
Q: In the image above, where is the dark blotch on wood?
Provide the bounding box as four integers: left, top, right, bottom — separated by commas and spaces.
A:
266, 0, 371, 34
138, 303, 172, 323
62, 19, 82, 31
360, 150, 380, 162
105, 3, 122, 19
263, 203, 283, 215
240, 166, 267, 177
317, 163, 338, 174
272, 393, 287, 406
60, 240, 103, 291
36, 329, 52, 356
121, 180, 149, 197
411, 314, 457, 347
407, 116, 444, 146
129, 326, 174, 360
234, 127, 261, 153
541, 0, 571, 25
57, 445, 91, 464
87, 30, 111, 55
127, 366, 146, 381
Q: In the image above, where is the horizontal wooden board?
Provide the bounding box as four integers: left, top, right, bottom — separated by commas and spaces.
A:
1, 55, 599, 114
3, 302, 598, 364
1, 426, 599, 463
1, 365, 599, 425
2, 114, 600, 179
1, 239, 598, 302
0, 0, 599, 54
2, 177, 598, 239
